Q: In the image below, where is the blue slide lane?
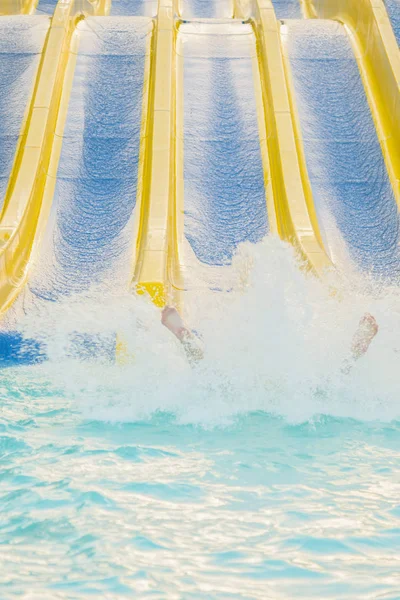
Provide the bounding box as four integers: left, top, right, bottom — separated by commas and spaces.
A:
108, 0, 156, 17
35, 0, 58, 13
28, 18, 152, 300
180, 22, 268, 266
36, 0, 156, 16
385, 0, 400, 46
283, 20, 400, 277
180, 0, 233, 18
0, 17, 48, 209
272, 0, 302, 19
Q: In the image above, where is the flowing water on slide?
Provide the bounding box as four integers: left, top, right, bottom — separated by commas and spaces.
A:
35, 0, 157, 16
271, 0, 303, 19
282, 19, 400, 278
0, 16, 48, 207
179, 0, 234, 18
385, 0, 400, 46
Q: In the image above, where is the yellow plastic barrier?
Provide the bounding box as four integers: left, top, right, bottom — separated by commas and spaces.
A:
132, 0, 175, 308
249, 0, 332, 275
0, 0, 109, 315
0, 0, 38, 15
306, 0, 400, 213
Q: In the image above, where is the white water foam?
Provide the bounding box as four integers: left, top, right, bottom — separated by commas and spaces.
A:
15, 235, 400, 426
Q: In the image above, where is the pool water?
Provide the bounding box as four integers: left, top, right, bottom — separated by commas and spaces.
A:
1, 238, 400, 598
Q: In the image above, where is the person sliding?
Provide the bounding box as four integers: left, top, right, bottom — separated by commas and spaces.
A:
162, 307, 379, 369
161, 306, 204, 365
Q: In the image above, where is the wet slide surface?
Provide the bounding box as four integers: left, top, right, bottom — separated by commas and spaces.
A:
282, 20, 400, 277
271, 0, 302, 19
385, 0, 400, 45
35, 0, 157, 16
179, 21, 268, 270
0, 16, 48, 208
108, 0, 156, 17
179, 0, 234, 18
35, 0, 57, 14
28, 17, 152, 301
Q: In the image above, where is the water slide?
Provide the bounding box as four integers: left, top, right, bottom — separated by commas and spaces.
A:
282, 19, 400, 276
35, 0, 157, 16
26, 16, 152, 304
274, 0, 400, 278
179, 0, 234, 18
272, 0, 302, 19
0, 0, 399, 360
173, 19, 271, 292
0, 16, 48, 206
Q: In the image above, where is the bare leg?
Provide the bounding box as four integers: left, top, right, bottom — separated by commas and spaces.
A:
161, 306, 188, 342
351, 313, 379, 360
341, 313, 378, 374
161, 306, 204, 365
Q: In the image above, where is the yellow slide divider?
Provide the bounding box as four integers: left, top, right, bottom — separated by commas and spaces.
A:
0, 0, 108, 315
132, 0, 176, 307
0, 0, 38, 15
250, 0, 332, 275
306, 0, 400, 212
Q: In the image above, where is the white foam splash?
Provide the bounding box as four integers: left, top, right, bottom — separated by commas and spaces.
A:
13, 236, 400, 426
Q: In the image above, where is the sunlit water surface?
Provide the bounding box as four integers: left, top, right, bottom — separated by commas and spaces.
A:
1, 238, 400, 599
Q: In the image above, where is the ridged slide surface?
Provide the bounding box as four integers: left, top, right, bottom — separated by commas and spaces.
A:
271, 0, 302, 19
35, 0, 59, 13
0, 16, 48, 208
282, 20, 400, 277
28, 17, 152, 301
179, 0, 234, 18
179, 21, 268, 268
35, 0, 157, 16
107, 0, 156, 16
385, 0, 400, 45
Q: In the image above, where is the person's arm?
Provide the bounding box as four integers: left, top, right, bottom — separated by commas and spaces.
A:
161, 306, 204, 365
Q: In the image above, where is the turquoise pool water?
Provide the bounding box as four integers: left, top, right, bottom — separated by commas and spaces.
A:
1, 239, 400, 598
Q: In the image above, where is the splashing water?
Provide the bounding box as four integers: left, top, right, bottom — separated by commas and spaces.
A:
1, 236, 400, 598
13, 235, 400, 426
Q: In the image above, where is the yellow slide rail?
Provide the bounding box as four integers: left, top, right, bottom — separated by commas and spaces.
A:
0, 0, 108, 315
132, 0, 175, 307
305, 0, 400, 212
249, 0, 332, 275
0, 0, 38, 15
